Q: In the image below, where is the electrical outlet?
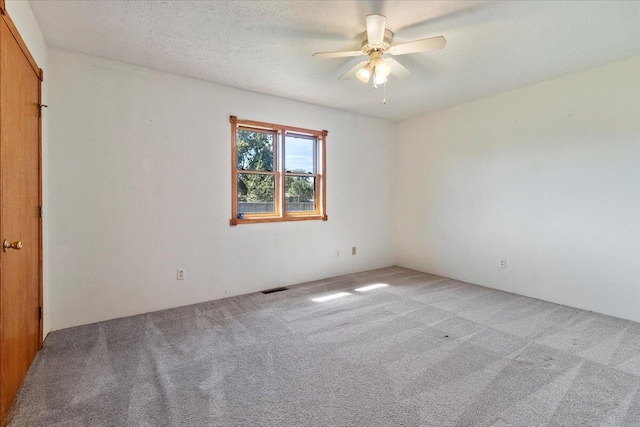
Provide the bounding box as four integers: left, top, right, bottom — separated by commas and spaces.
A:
352, 246, 357, 256
499, 259, 506, 269
177, 268, 185, 280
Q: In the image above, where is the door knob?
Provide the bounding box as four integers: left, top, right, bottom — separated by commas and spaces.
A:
2, 240, 22, 252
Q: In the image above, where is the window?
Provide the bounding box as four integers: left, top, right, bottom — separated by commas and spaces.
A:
230, 116, 327, 225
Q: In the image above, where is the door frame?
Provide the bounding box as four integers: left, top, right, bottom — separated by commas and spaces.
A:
0, 0, 44, 348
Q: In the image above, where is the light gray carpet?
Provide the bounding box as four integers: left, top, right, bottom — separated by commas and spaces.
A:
8, 266, 640, 426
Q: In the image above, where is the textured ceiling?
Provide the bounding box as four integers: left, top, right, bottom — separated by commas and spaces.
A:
29, 1, 640, 121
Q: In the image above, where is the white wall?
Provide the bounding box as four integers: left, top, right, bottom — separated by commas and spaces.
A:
395, 56, 640, 322
47, 48, 396, 330
5, 0, 50, 335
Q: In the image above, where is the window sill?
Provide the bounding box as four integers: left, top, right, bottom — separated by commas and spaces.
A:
230, 214, 328, 226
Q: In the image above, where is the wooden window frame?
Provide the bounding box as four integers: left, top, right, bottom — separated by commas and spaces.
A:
230, 116, 327, 226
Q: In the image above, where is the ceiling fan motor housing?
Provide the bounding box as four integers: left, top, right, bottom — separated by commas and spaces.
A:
361, 29, 394, 55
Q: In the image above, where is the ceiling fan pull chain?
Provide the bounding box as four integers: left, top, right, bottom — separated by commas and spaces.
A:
383, 81, 387, 105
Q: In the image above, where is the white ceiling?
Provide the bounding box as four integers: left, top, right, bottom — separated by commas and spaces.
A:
29, 1, 640, 121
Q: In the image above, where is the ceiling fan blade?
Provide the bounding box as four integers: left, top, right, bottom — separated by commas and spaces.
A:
339, 61, 368, 81
385, 58, 412, 79
312, 50, 364, 58
366, 14, 386, 45
388, 36, 447, 56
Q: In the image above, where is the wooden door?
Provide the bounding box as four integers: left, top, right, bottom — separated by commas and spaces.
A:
0, 9, 43, 426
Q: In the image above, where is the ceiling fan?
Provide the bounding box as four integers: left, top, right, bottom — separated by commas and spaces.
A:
312, 14, 446, 90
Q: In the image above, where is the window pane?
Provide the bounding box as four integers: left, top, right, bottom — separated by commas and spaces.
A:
285, 176, 315, 212
237, 173, 275, 214
236, 129, 274, 172
285, 135, 314, 174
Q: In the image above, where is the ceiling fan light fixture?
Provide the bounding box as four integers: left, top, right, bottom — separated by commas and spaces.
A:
373, 58, 391, 77
372, 56, 390, 85
356, 63, 373, 83
373, 69, 387, 85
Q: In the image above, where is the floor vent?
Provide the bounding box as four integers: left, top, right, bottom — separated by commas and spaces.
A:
262, 287, 288, 295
